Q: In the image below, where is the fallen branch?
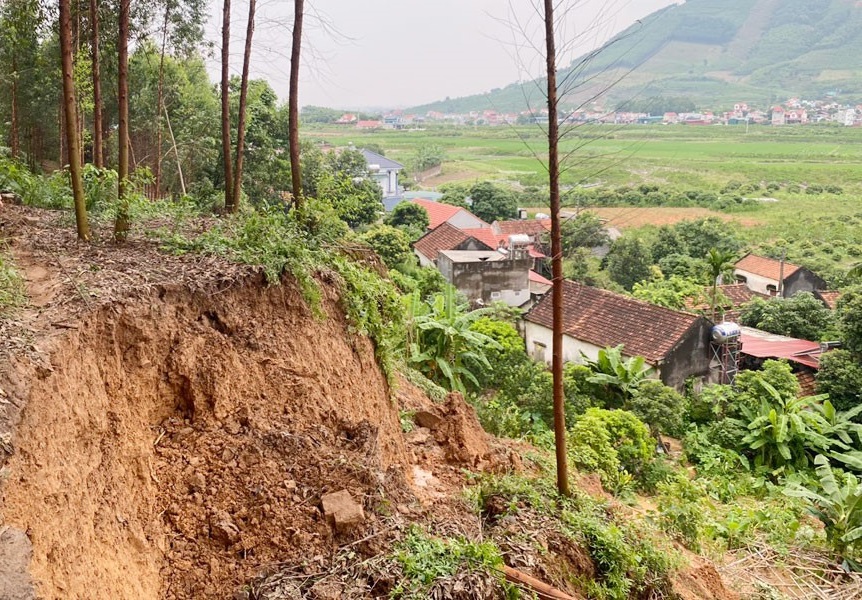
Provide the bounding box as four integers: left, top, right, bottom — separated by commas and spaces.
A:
503, 565, 582, 600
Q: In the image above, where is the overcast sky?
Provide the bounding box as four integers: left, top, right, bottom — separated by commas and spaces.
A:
205, 0, 679, 109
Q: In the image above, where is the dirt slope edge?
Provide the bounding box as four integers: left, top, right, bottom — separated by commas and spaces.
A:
0, 273, 410, 600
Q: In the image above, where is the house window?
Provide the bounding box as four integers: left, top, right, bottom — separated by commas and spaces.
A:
767, 284, 778, 296
736, 275, 748, 284
532, 341, 547, 362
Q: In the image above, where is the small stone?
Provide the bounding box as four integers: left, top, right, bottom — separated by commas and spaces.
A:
210, 511, 241, 546
320, 490, 365, 533
221, 448, 234, 462
414, 411, 442, 430
284, 479, 297, 492
174, 427, 195, 441
186, 472, 206, 492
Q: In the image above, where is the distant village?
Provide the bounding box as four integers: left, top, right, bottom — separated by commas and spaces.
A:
332, 97, 862, 129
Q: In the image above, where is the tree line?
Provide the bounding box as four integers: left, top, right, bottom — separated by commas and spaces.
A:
0, 0, 306, 239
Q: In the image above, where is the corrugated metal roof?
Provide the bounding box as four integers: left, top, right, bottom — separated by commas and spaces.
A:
739, 326, 822, 369
360, 149, 403, 170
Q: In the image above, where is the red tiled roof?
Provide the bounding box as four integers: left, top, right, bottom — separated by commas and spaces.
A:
687, 284, 765, 312
735, 254, 801, 281
525, 280, 705, 364
817, 290, 841, 310
410, 199, 483, 230
493, 219, 552, 236
529, 271, 553, 286
796, 371, 817, 396
413, 223, 491, 261
461, 228, 506, 250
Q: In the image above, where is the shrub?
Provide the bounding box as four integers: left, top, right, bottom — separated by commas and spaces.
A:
687, 384, 735, 424
572, 408, 654, 483
391, 527, 509, 598
627, 380, 687, 437
359, 225, 413, 268
656, 474, 708, 550
816, 349, 862, 413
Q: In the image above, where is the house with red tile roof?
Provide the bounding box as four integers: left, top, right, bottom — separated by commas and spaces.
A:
815, 290, 841, 310
733, 253, 826, 298
413, 223, 499, 267
686, 283, 766, 321
524, 280, 713, 389
409, 199, 488, 231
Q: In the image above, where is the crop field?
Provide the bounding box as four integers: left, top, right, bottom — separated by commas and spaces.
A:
310, 123, 862, 191
310, 123, 862, 274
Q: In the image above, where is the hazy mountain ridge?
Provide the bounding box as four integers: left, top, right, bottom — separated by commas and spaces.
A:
408, 0, 862, 114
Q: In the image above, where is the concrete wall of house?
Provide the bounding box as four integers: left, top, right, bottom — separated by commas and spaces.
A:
784, 269, 827, 297
449, 211, 488, 229
735, 269, 778, 296
387, 170, 398, 195
523, 321, 661, 372
660, 319, 712, 390
439, 256, 532, 307
415, 250, 434, 268
525, 320, 709, 391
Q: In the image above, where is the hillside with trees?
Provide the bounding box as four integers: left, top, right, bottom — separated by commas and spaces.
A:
409, 0, 862, 114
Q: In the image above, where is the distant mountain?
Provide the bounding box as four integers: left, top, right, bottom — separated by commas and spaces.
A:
408, 0, 862, 114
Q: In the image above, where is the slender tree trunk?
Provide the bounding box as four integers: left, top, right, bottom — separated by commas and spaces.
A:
221, 0, 234, 211
231, 0, 255, 209
288, 0, 304, 209
90, 0, 103, 167
115, 0, 130, 239
544, 0, 569, 497
10, 54, 19, 158
163, 104, 186, 195
60, 0, 90, 241
155, 5, 170, 194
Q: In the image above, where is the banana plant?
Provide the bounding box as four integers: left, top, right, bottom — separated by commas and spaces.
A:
785, 455, 862, 569
583, 345, 654, 406
404, 286, 500, 394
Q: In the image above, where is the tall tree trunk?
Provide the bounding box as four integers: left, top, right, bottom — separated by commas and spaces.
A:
155, 5, 170, 194
115, 0, 130, 239
89, 0, 103, 167
288, 0, 304, 209
544, 0, 569, 497
10, 54, 19, 158
231, 0, 255, 209
221, 0, 234, 212
60, 0, 90, 241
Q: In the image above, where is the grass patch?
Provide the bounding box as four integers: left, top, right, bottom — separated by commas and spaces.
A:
0, 252, 26, 314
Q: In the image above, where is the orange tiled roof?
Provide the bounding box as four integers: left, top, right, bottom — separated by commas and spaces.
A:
525, 280, 705, 364
735, 254, 801, 281
493, 219, 552, 236
817, 290, 841, 310
409, 198, 484, 230
413, 223, 491, 261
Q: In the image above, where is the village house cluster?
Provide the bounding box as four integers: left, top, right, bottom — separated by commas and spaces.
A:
332, 96, 862, 129
395, 192, 843, 394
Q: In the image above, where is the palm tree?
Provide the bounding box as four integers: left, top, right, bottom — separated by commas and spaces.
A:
706, 248, 737, 321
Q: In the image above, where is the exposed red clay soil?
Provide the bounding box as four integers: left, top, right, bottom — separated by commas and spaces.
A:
0, 205, 738, 600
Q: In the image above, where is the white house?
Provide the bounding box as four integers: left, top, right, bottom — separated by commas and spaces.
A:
523, 280, 712, 390
360, 149, 403, 198
733, 253, 827, 298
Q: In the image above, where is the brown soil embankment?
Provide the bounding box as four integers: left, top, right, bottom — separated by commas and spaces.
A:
0, 271, 409, 599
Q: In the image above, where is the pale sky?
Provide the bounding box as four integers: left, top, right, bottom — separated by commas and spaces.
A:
205, 0, 679, 109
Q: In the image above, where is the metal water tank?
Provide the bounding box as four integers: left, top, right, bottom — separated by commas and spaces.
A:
711, 322, 741, 344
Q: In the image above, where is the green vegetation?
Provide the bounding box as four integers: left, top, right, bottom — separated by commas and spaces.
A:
0, 252, 25, 314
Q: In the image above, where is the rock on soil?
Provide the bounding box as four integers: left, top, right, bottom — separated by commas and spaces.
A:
320, 490, 365, 533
